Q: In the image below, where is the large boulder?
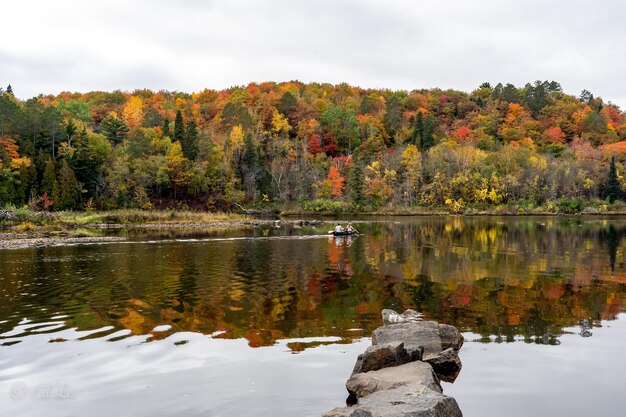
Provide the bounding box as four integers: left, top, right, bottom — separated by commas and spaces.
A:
347, 361, 442, 399
372, 321, 442, 356
423, 348, 462, 383
351, 342, 414, 375
323, 385, 462, 417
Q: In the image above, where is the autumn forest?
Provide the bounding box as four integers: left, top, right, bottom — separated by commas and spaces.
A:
1, 81, 626, 213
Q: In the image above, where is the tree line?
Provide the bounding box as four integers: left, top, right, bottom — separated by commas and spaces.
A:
1, 80, 625, 212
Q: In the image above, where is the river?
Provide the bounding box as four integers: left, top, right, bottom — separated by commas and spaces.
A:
1, 216, 625, 416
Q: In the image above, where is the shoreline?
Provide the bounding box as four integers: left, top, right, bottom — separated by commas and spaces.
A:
3, 210, 626, 250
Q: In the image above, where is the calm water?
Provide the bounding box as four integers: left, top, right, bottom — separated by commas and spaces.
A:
1, 217, 626, 417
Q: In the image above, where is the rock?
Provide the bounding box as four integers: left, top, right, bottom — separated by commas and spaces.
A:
0, 210, 15, 221
382, 309, 423, 325
351, 342, 412, 375
423, 348, 462, 383
323, 385, 462, 417
372, 321, 442, 356
438, 324, 464, 350
347, 361, 442, 399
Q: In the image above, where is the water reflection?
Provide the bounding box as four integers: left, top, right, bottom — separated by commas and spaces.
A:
1, 217, 626, 349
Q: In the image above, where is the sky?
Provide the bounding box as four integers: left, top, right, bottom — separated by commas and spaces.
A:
1, 0, 625, 107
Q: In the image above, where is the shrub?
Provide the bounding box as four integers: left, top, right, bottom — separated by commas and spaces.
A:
557, 198, 584, 214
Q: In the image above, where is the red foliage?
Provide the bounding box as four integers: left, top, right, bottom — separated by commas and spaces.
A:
306, 134, 323, 155
323, 133, 337, 155
453, 126, 471, 140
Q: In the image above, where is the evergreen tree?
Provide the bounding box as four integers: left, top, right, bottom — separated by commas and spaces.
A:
57, 160, 80, 209
182, 120, 198, 160
604, 157, 621, 203
278, 91, 298, 117
174, 110, 185, 143
348, 152, 364, 208
411, 111, 424, 146
384, 95, 402, 138
41, 158, 56, 197
100, 114, 129, 144
420, 116, 436, 151
162, 119, 171, 138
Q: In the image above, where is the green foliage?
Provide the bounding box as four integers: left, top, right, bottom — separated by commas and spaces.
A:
174, 110, 185, 143
557, 198, 584, 214
604, 157, 621, 203
301, 199, 350, 214
100, 114, 129, 144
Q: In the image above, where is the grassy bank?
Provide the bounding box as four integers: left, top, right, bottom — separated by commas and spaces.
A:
0, 208, 252, 230
283, 198, 626, 216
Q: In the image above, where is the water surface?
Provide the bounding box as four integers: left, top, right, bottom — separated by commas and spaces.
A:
1, 217, 625, 416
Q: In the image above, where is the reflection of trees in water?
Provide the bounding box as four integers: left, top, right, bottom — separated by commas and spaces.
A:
2, 219, 626, 348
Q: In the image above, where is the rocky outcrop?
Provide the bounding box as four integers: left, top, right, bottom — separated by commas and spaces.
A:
323, 310, 464, 417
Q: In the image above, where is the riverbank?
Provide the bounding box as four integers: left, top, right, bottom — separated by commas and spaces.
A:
0, 232, 127, 250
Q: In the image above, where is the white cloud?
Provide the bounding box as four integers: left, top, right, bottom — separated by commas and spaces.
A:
1, 0, 625, 108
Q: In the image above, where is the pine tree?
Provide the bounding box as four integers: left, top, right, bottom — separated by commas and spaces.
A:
41, 158, 56, 197
411, 112, 424, 146
174, 110, 185, 143
162, 119, 171, 138
605, 157, 621, 203
57, 160, 80, 209
101, 114, 129, 144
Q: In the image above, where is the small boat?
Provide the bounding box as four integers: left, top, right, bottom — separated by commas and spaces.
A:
332, 231, 359, 237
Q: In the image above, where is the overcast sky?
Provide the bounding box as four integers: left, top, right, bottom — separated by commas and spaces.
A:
1, 0, 625, 107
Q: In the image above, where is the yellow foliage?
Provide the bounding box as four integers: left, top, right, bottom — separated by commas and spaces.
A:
123, 96, 144, 129
229, 125, 245, 150
271, 110, 291, 136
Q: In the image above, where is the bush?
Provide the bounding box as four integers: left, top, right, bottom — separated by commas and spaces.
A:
302, 199, 350, 214
557, 198, 584, 214
16, 222, 36, 232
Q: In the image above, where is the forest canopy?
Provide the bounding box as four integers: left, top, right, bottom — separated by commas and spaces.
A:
1, 81, 625, 212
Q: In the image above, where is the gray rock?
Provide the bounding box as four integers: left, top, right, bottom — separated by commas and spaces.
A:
323, 385, 462, 417
0, 210, 15, 221
423, 348, 462, 383
347, 361, 442, 399
438, 324, 464, 350
372, 321, 442, 356
352, 342, 412, 375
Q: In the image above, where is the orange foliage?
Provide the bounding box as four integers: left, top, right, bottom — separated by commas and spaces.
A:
602, 105, 623, 130
0, 136, 20, 160
600, 141, 626, 159
545, 126, 566, 144
505, 103, 527, 125
326, 165, 345, 198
